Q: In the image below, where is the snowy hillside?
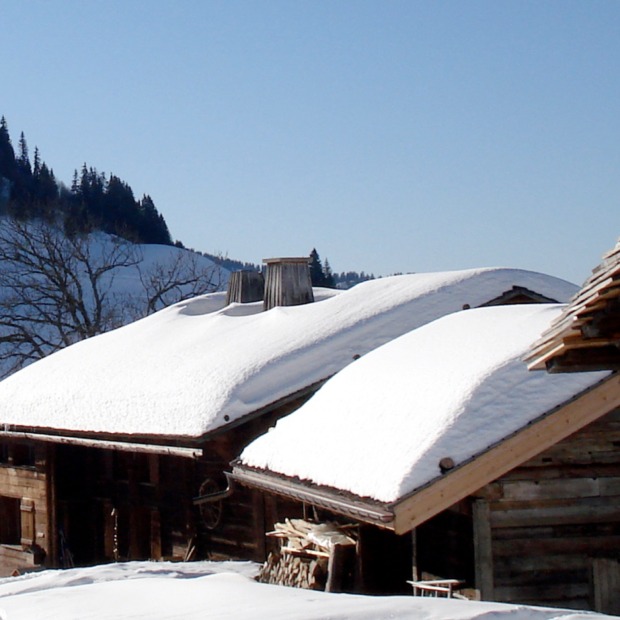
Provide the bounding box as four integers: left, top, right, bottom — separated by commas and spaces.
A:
0, 218, 229, 379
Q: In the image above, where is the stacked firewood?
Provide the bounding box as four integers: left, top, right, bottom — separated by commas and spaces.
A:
257, 518, 355, 591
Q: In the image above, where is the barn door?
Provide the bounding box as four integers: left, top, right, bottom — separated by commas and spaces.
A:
592, 558, 620, 615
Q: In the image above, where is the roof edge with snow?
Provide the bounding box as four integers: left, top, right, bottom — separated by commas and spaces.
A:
0, 378, 329, 450
232, 373, 620, 534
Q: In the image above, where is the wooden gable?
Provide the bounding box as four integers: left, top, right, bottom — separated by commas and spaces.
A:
528, 240, 620, 372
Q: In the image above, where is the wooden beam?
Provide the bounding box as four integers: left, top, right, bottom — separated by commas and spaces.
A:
150, 508, 162, 560
411, 528, 419, 582
325, 543, 355, 593
392, 374, 620, 535
473, 500, 493, 601
0, 431, 202, 458
546, 349, 620, 373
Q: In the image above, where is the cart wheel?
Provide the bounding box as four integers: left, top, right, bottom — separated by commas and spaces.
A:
198, 478, 223, 530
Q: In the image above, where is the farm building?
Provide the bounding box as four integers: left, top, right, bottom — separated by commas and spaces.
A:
233, 298, 620, 613
0, 261, 576, 576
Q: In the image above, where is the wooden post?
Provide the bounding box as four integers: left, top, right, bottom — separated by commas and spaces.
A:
326, 543, 354, 593
150, 508, 162, 560
148, 454, 162, 560
411, 528, 419, 582
103, 500, 115, 560
128, 459, 140, 559
592, 558, 620, 615
473, 500, 494, 600
252, 490, 267, 562
47, 443, 58, 567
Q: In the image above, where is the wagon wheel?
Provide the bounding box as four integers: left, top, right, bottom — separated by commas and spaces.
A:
198, 478, 223, 530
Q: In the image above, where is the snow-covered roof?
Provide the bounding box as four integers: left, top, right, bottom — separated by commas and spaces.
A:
239, 304, 608, 504
0, 268, 578, 441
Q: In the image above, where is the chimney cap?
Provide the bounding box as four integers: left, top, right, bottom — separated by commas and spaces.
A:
262, 257, 311, 265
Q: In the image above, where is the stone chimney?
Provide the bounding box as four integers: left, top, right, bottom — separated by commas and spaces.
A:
225, 270, 265, 305
262, 257, 314, 311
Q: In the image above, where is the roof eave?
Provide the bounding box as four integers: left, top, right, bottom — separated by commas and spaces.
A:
391, 373, 619, 534
234, 374, 619, 536
0, 429, 203, 458
230, 465, 395, 528
0, 378, 331, 453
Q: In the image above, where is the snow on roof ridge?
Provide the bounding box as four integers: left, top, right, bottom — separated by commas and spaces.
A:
0, 267, 578, 440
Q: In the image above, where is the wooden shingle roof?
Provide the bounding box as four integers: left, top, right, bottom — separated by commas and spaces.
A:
527, 240, 620, 372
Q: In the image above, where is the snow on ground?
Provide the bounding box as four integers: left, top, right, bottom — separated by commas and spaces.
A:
0, 268, 577, 439
240, 304, 608, 503
0, 561, 613, 620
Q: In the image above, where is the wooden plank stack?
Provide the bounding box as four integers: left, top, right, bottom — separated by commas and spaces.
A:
527, 238, 620, 372
257, 519, 355, 591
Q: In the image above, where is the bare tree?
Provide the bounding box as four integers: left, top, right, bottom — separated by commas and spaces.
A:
0, 218, 225, 378
138, 249, 226, 315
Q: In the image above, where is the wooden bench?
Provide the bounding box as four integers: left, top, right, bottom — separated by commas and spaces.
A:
407, 578, 465, 598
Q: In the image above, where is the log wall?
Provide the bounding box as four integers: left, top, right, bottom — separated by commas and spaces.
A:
0, 441, 51, 575
476, 407, 620, 613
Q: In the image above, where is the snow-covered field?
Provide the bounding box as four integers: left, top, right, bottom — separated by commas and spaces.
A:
0, 561, 613, 620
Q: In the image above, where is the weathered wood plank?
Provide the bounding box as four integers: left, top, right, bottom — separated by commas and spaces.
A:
501, 462, 620, 481
473, 500, 493, 601
493, 567, 588, 589
493, 534, 620, 557
499, 478, 605, 501
494, 582, 590, 604
494, 552, 589, 574
592, 558, 620, 615
490, 497, 620, 528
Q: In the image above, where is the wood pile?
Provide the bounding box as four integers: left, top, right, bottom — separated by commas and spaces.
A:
257, 519, 356, 591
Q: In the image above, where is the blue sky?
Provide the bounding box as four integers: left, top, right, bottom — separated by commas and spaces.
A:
2, 1, 618, 284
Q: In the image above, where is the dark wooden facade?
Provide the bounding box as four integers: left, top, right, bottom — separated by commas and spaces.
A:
0, 389, 317, 576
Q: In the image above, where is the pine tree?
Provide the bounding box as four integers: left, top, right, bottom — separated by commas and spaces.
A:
0, 115, 175, 246
17, 132, 31, 174
309, 248, 335, 288
323, 258, 335, 288
309, 248, 325, 286
0, 117, 16, 180
32, 146, 41, 176
0, 117, 16, 211
138, 194, 172, 245
104, 174, 137, 237
9, 131, 35, 217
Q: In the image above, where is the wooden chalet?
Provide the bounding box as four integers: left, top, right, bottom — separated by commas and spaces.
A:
233, 301, 620, 614
0, 265, 577, 577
